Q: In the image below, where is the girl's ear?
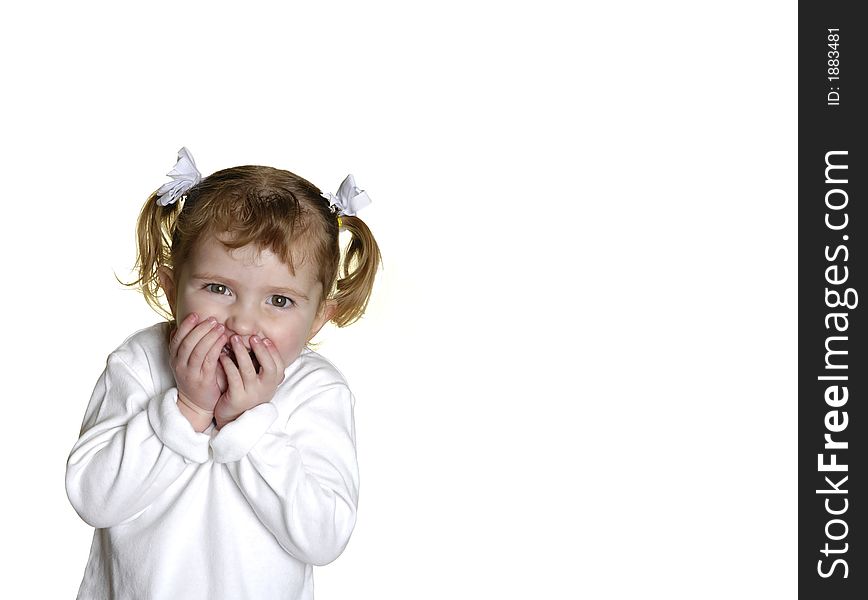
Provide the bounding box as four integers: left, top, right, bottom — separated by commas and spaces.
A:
308, 300, 338, 341
158, 266, 177, 316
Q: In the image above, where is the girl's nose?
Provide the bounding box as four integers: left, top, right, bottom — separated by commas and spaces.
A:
224, 307, 257, 340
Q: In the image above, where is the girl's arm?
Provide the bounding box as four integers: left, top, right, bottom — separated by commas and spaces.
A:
65, 351, 211, 528
211, 377, 359, 566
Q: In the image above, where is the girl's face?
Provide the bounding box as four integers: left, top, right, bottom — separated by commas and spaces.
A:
160, 234, 334, 370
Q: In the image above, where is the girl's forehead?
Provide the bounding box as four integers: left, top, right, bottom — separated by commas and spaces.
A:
190, 235, 316, 282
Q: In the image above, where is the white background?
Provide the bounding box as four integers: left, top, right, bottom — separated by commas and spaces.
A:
0, 1, 795, 598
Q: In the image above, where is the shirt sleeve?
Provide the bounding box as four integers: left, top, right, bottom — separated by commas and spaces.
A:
65, 351, 212, 529
211, 381, 360, 566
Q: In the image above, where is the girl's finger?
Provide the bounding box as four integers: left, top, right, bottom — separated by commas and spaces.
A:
178, 318, 219, 367
190, 325, 225, 372
230, 335, 258, 381
250, 336, 276, 375
219, 353, 243, 391
169, 313, 199, 359
216, 359, 228, 392
201, 331, 228, 376
265, 338, 285, 367
262, 338, 286, 377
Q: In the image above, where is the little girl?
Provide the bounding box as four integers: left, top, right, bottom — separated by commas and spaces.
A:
65, 148, 381, 599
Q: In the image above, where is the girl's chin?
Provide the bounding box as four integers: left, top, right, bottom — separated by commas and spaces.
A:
221, 344, 262, 372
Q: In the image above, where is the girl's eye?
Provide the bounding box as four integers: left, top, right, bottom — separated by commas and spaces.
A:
205, 283, 229, 295
268, 295, 294, 309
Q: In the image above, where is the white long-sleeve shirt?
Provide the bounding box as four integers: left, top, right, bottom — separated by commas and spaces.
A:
66, 322, 359, 600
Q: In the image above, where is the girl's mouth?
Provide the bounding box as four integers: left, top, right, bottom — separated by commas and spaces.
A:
221, 344, 262, 373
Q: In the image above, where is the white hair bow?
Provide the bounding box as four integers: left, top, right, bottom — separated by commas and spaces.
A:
321, 174, 372, 217
155, 147, 202, 206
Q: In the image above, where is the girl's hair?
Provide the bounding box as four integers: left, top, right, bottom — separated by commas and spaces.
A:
120, 165, 381, 330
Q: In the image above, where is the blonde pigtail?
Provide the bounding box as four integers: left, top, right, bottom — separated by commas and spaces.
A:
331, 215, 382, 327
116, 191, 182, 322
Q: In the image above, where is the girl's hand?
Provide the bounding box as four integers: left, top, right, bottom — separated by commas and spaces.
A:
168, 313, 228, 414
216, 354, 229, 395
213, 335, 286, 429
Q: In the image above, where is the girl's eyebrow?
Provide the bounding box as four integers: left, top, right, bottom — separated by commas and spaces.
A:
192, 272, 310, 301
271, 287, 310, 301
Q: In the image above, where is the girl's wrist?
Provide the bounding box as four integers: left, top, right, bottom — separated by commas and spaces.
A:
176, 392, 214, 432
213, 398, 243, 430
214, 411, 241, 431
